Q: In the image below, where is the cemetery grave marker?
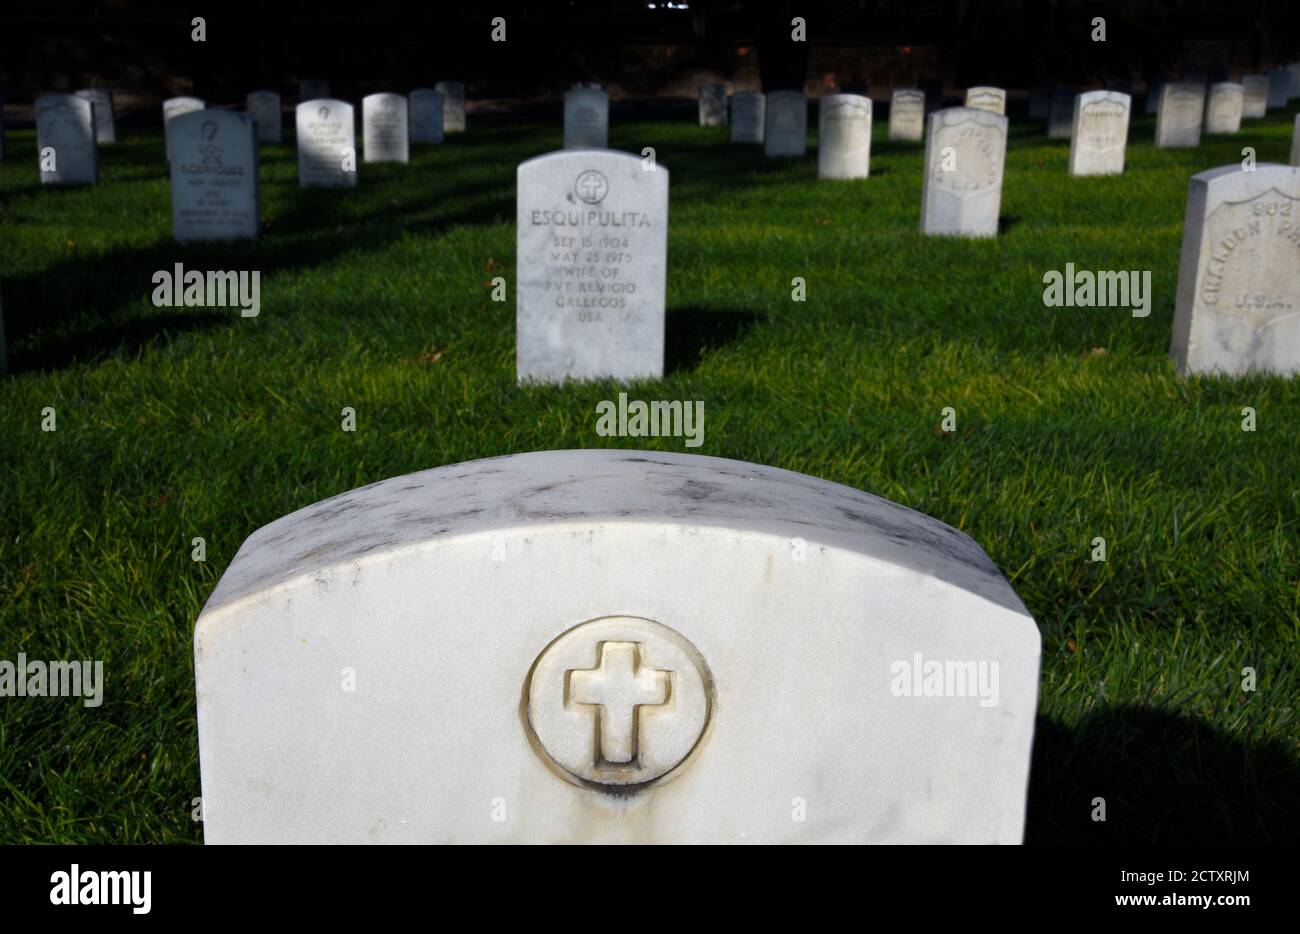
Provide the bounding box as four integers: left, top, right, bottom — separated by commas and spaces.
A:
730, 91, 765, 143
564, 87, 609, 149
889, 89, 925, 141
36, 93, 98, 185
818, 93, 872, 179
1068, 90, 1131, 176
921, 107, 1007, 238
169, 110, 259, 242
296, 99, 357, 188
764, 90, 807, 157
362, 93, 409, 163
246, 91, 283, 144
409, 89, 445, 144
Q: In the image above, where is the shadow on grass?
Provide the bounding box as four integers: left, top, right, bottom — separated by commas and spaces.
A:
1026, 706, 1300, 844
665, 306, 764, 375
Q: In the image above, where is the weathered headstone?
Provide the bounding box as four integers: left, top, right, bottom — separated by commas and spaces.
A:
163, 96, 205, 160
75, 89, 115, 145
169, 110, 259, 242
818, 94, 871, 179
435, 80, 466, 133
699, 83, 727, 127
246, 91, 282, 143
1068, 90, 1130, 176
299, 79, 330, 101
889, 89, 925, 141
1170, 164, 1300, 377
964, 86, 1006, 115
1047, 87, 1076, 139
36, 93, 98, 185
193, 448, 1042, 844
296, 99, 357, 188
362, 93, 409, 163
1241, 76, 1269, 119
1204, 82, 1243, 135
1154, 82, 1204, 149
1028, 81, 1053, 119
730, 91, 764, 144
409, 89, 445, 144
564, 87, 608, 149
921, 107, 1007, 238
764, 90, 807, 157
1267, 68, 1290, 109
516, 150, 667, 383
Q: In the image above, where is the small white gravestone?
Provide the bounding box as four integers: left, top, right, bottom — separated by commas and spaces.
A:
299, 79, 330, 101
699, 83, 727, 127
409, 89, 445, 144
1241, 75, 1269, 119
921, 107, 1007, 238
246, 91, 282, 144
193, 449, 1042, 844
169, 110, 259, 242
889, 89, 925, 141
75, 89, 115, 144
964, 86, 1006, 115
1292, 116, 1299, 167
435, 80, 466, 133
1171, 164, 1300, 377
730, 91, 764, 143
516, 150, 667, 383
1267, 68, 1290, 109
1203, 82, 1243, 135
564, 87, 609, 149
36, 93, 97, 185
163, 96, 205, 160
818, 94, 871, 179
296, 99, 357, 188
362, 93, 409, 164
1154, 82, 1204, 149
764, 90, 807, 157
1068, 90, 1130, 177
1047, 87, 1075, 139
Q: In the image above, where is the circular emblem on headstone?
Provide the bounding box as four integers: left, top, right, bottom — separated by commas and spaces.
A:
202, 120, 218, 140
525, 616, 713, 788
575, 169, 609, 204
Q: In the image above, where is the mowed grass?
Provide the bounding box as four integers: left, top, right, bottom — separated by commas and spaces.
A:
1, 103, 1297, 844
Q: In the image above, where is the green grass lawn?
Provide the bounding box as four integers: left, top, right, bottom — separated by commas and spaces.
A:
1, 103, 1297, 843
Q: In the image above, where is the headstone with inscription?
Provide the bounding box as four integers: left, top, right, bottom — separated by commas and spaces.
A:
699, 83, 727, 127
75, 89, 115, 144
362, 93, 409, 163
169, 110, 259, 242
818, 94, 871, 179
1047, 88, 1076, 139
889, 89, 925, 141
1241, 76, 1269, 119
163, 96, 205, 160
296, 99, 357, 188
435, 81, 466, 133
564, 87, 608, 149
1155, 82, 1204, 149
516, 150, 667, 383
246, 91, 282, 143
1068, 90, 1130, 176
1203, 82, 1243, 135
764, 91, 807, 157
409, 89, 445, 144
964, 86, 1006, 115
299, 79, 330, 101
1171, 164, 1300, 377
730, 91, 765, 143
920, 107, 1007, 238
36, 93, 97, 185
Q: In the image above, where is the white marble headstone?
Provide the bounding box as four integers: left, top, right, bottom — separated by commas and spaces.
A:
409, 89, 445, 144
1204, 82, 1243, 135
299, 79, 330, 101
889, 89, 925, 141
1170, 163, 1300, 377
516, 149, 667, 383
1241, 75, 1269, 119
764, 90, 807, 157
36, 93, 97, 185
1047, 88, 1075, 139
1068, 90, 1130, 177
435, 80, 466, 133
964, 86, 1006, 115
362, 93, 409, 164
730, 91, 764, 143
921, 107, 1007, 238
296, 99, 357, 188
169, 110, 259, 242
1155, 82, 1204, 149
817, 94, 871, 179
564, 87, 609, 149
193, 449, 1042, 844
75, 89, 115, 145
246, 91, 283, 143
163, 95, 205, 161
699, 83, 727, 127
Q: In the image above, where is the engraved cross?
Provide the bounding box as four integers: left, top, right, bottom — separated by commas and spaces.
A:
569, 642, 670, 766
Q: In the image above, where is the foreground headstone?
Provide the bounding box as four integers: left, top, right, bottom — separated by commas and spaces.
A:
564, 87, 608, 149
163, 96, 205, 160
1068, 90, 1130, 176
299, 79, 330, 101
730, 91, 764, 143
1047, 87, 1075, 139
921, 107, 1007, 238
1155, 82, 1204, 148
36, 94, 97, 185
889, 89, 925, 141
818, 94, 871, 179
699, 83, 727, 127
246, 90, 282, 143
764, 90, 807, 157
435, 80, 466, 133
1241, 75, 1269, 119
75, 89, 115, 144
1171, 164, 1300, 377
1267, 68, 1290, 109
362, 93, 409, 163
409, 89, 445, 144
1204, 82, 1243, 135
169, 110, 259, 242
296, 99, 356, 188
964, 86, 1006, 115
1029, 81, 1053, 119
516, 150, 666, 383
194, 449, 1042, 844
